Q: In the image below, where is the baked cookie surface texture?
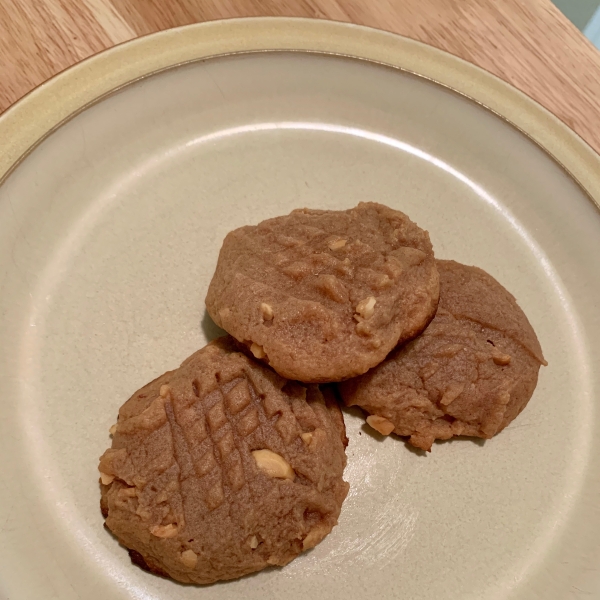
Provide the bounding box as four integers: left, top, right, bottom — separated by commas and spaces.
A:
339, 260, 546, 451
99, 337, 349, 584
206, 202, 439, 382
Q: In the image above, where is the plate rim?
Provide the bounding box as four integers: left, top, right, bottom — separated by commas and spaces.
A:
0, 16, 599, 215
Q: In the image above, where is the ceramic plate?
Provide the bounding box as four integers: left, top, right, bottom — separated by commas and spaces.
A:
1, 18, 599, 600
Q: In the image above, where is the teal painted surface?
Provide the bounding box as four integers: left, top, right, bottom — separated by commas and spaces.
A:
584, 6, 600, 48
553, 0, 599, 30
552, 0, 600, 49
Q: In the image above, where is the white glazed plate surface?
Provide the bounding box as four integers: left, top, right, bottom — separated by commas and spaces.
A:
1, 19, 599, 600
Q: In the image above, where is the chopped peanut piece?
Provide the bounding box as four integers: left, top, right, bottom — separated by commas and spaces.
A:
356, 296, 376, 320
301, 432, 313, 445
109, 423, 117, 435
328, 238, 347, 250
369, 337, 382, 349
159, 385, 170, 398
317, 274, 348, 304
355, 321, 372, 336
366, 415, 395, 436
492, 349, 511, 365
252, 449, 295, 480
136, 508, 151, 521
99, 472, 114, 485
302, 525, 329, 550
155, 490, 169, 503
375, 274, 392, 289
440, 382, 465, 407
150, 523, 178, 538
180, 549, 198, 568
436, 344, 463, 358
261, 303, 274, 321
118, 487, 137, 498
250, 343, 266, 359
249, 535, 259, 549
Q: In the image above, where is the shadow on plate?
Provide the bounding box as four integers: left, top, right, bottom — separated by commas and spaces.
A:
201, 309, 226, 342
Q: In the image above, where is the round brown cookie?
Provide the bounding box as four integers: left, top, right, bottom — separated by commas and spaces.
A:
338, 260, 547, 451
205, 202, 439, 383
98, 337, 349, 585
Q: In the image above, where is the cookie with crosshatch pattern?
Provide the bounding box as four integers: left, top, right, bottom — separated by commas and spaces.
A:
206, 202, 439, 383
98, 336, 348, 584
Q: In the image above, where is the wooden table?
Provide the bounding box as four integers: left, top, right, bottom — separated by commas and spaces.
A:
2, 0, 600, 153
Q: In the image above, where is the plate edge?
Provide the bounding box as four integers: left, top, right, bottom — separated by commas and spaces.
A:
0, 17, 599, 213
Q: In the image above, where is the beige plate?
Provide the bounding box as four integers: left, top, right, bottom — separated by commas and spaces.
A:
1, 18, 600, 600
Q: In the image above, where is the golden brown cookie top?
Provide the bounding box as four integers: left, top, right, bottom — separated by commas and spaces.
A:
99, 337, 349, 584
206, 202, 439, 382
339, 260, 546, 451
437, 260, 546, 365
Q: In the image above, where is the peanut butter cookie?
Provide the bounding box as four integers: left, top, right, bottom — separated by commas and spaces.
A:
206, 202, 439, 382
339, 260, 546, 451
99, 337, 349, 584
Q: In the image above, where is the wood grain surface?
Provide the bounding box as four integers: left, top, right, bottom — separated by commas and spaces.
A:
1, 0, 600, 153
